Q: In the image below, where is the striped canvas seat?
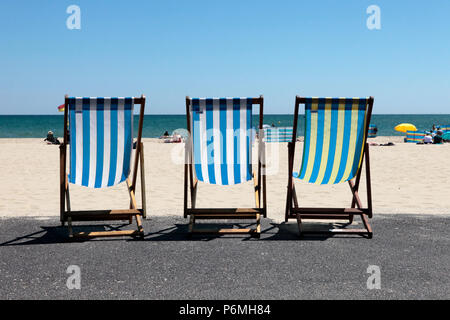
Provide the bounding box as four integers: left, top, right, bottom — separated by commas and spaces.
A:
68, 97, 134, 188
406, 131, 425, 143
189, 98, 253, 185
368, 125, 377, 138
295, 97, 370, 185
264, 127, 293, 142
438, 125, 450, 132
286, 96, 374, 238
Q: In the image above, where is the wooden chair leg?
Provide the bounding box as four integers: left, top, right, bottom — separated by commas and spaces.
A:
285, 185, 291, 222
135, 214, 144, 237
191, 182, 198, 209
188, 214, 195, 233
63, 182, 71, 227
348, 214, 354, 224
67, 217, 74, 238
296, 213, 303, 237
285, 183, 299, 222
253, 172, 260, 209
292, 184, 299, 208
360, 214, 373, 238
139, 142, 147, 219
255, 213, 261, 236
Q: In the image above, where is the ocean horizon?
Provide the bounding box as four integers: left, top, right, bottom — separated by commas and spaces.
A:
1, 114, 450, 139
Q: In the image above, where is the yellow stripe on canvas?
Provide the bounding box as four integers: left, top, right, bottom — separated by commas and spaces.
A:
355, 100, 368, 176
328, 100, 346, 184
315, 101, 332, 184
302, 102, 318, 182
341, 100, 360, 182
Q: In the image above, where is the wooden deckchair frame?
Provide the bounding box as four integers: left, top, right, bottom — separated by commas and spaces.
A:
285, 96, 374, 238
184, 95, 267, 237
59, 95, 147, 239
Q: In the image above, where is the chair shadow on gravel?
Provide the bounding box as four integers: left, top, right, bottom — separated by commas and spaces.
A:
0, 223, 143, 246
0, 220, 368, 246
264, 222, 371, 240
144, 221, 366, 241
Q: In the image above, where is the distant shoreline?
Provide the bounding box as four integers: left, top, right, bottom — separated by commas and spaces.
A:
1, 114, 449, 138
0, 136, 406, 142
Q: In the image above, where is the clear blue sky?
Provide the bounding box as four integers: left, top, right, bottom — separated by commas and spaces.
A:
0, 0, 449, 114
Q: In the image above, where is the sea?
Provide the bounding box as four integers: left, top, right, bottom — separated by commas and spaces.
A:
1, 114, 450, 139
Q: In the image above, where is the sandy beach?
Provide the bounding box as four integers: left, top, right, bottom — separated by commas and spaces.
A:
1, 137, 449, 221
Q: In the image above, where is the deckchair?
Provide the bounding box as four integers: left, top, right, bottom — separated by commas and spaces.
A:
285, 96, 374, 238
406, 131, 425, 143
60, 95, 147, 238
368, 125, 378, 138
438, 125, 450, 132
264, 127, 293, 142
184, 96, 267, 237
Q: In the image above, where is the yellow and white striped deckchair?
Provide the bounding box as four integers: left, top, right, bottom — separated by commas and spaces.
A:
285, 96, 374, 238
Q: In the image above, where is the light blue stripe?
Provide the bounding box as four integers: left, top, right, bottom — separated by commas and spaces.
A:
94, 98, 104, 188
69, 106, 76, 184
299, 106, 311, 180
246, 99, 252, 181
219, 99, 228, 185
81, 98, 90, 187
205, 99, 216, 184
121, 98, 133, 183
233, 99, 241, 184
321, 101, 339, 184
108, 98, 118, 187
347, 104, 367, 182
191, 98, 253, 185
309, 100, 325, 183
192, 99, 203, 182
333, 100, 353, 184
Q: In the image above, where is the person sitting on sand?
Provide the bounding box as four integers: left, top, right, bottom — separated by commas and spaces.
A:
160, 131, 171, 139
172, 133, 182, 143
44, 131, 60, 145
423, 134, 433, 144
163, 133, 182, 143
433, 131, 443, 144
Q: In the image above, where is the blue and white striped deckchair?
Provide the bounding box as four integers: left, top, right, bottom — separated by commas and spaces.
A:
60, 95, 147, 238
406, 131, 425, 143
264, 127, 293, 142
286, 96, 375, 238
68, 97, 134, 188
184, 96, 267, 236
368, 125, 378, 138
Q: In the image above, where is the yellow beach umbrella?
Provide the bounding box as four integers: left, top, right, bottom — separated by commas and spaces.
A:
395, 123, 417, 133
